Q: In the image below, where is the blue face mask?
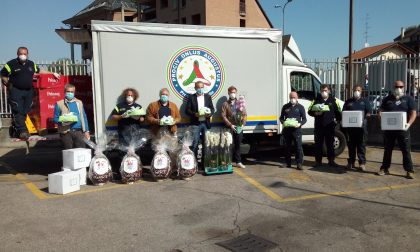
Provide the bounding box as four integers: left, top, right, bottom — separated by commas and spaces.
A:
65, 92, 74, 100
160, 95, 168, 103
196, 88, 204, 95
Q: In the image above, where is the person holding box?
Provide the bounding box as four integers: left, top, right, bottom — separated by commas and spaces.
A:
185, 81, 215, 161
111, 88, 146, 146
146, 88, 181, 136
342, 85, 372, 171
53, 83, 89, 149
308, 84, 342, 168
378, 80, 417, 179
279, 91, 307, 170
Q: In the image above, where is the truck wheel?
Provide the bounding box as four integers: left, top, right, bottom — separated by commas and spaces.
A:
322, 130, 346, 157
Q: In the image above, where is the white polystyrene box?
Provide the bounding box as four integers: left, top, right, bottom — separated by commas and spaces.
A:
62, 167, 87, 186
62, 148, 91, 169
342, 111, 364, 128
381, 112, 407, 130
48, 171, 80, 195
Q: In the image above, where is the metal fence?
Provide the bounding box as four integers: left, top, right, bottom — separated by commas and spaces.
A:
305, 55, 420, 114
0, 60, 91, 117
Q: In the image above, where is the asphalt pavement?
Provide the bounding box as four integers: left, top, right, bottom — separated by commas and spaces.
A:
0, 144, 419, 252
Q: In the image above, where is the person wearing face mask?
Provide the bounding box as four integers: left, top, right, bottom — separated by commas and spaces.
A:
53, 84, 89, 149
378, 80, 417, 179
342, 85, 372, 171
146, 88, 181, 136
221, 86, 247, 169
308, 84, 342, 168
1, 46, 60, 140
185, 81, 215, 163
111, 88, 145, 146
279, 91, 307, 170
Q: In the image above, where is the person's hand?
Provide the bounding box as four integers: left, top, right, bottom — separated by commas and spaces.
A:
296, 123, 301, 128
231, 125, 236, 131
195, 113, 200, 118
404, 123, 411, 131
205, 113, 211, 118
139, 116, 145, 122
121, 113, 128, 119
84, 132, 90, 140
53, 72, 61, 79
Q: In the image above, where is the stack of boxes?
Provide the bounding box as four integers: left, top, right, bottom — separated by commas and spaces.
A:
48, 148, 92, 195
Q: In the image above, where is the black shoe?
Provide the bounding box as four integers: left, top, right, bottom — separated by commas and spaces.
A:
314, 162, 322, 168
297, 164, 303, 170
286, 163, 292, 168
376, 168, 390, 176
406, 171, 414, 179
346, 163, 354, 170
328, 161, 339, 168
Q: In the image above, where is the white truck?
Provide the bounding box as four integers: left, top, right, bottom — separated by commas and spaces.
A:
90, 21, 346, 155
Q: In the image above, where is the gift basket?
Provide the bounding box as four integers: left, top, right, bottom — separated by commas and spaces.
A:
159, 115, 175, 126
176, 129, 197, 179
119, 129, 149, 184
85, 134, 113, 186
58, 112, 78, 123
310, 103, 330, 112
150, 131, 178, 180
283, 118, 300, 128
198, 107, 211, 116
124, 107, 146, 120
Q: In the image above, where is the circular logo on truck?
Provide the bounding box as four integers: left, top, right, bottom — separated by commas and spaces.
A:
167, 46, 225, 100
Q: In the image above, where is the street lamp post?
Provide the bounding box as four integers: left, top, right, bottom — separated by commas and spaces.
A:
275, 0, 293, 35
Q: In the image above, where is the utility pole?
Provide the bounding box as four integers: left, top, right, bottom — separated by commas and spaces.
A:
274, 0, 293, 35
346, 0, 353, 99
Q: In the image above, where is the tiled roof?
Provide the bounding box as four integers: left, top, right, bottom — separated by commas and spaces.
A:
347, 42, 415, 60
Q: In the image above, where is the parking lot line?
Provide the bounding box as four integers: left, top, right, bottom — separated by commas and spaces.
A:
0, 161, 144, 200
278, 183, 420, 203
234, 168, 284, 201
234, 167, 420, 203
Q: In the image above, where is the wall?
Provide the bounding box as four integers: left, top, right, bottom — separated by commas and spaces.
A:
205, 0, 271, 28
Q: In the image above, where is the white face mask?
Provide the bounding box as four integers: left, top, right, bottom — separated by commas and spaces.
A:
394, 88, 404, 97
126, 96, 134, 104
290, 98, 297, 105
18, 54, 27, 62
229, 93, 236, 99
353, 91, 361, 99
321, 91, 329, 99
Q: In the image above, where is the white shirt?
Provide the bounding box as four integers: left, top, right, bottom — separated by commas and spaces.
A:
197, 95, 205, 121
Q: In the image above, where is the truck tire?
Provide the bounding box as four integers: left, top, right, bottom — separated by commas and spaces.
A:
322, 130, 346, 157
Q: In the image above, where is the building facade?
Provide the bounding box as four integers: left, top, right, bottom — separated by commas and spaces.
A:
57, 0, 272, 60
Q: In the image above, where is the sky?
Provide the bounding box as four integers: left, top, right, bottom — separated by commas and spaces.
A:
0, 0, 419, 62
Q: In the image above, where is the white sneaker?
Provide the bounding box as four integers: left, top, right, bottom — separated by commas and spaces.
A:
237, 162, 246, 169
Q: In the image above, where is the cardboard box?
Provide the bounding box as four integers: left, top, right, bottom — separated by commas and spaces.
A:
62, 148, 92, 170
381, 112, 407, 130
33, 74, 64, 89
48, 171, 80, 194
342, 111, 364, 128
62, 167, 87, 186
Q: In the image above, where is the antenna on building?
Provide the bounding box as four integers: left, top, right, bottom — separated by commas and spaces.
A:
364, 13, 370, 48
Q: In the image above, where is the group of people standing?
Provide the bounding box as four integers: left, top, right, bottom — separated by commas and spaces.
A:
53, 80, 247, 170
280, 81, 417, 179
1, 47, 416, 178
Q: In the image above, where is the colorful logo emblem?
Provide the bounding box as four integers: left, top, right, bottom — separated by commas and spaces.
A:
167, 46, 225, 100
